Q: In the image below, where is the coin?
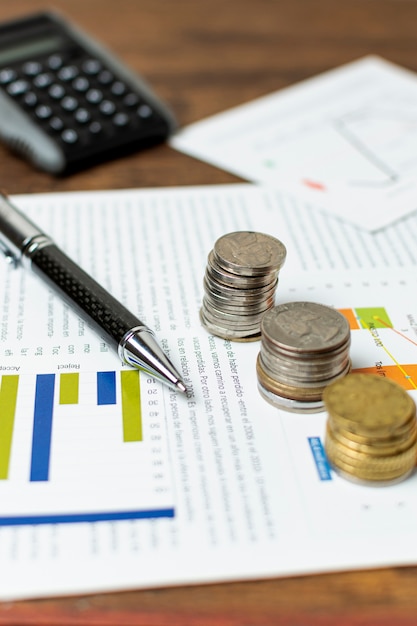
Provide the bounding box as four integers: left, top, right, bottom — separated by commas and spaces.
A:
323, 373, 416, 436
203, 292, 275, 315
207, 251, 277, 288
203, 274, 278, 300
213, 231, 287, 276
261, 301, 351, 354
256, 302, 351, 412
199, 309, 261, 342
326, 421, 417, 457
256, 355, 325, 401
200, 231, 286, 341
325, 429, 417, 482
323, 373, 417, 485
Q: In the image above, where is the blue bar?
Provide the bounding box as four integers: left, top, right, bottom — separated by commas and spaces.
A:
30, 374, 55, 482
0, 507, 175, 526
308, 437, 333, 481
97, 371, 117, 405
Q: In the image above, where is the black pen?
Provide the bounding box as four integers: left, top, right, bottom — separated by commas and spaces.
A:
0, 193, 187, 393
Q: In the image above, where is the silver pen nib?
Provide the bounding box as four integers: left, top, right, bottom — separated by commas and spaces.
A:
119, 326, 187, 393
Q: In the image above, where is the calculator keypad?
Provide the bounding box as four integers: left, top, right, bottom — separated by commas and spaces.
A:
0, 48, 166, 166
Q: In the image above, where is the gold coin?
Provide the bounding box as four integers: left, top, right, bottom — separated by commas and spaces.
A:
329, 414, 417, 446
325, 426, 417, 468
325, 432, 417, 481
257, 354, 326, 401
329, 456, 414, 484
327, 421, 417, 456
323, 373, 416, 436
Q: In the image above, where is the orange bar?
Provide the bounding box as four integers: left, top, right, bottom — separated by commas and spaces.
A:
338, 308, 360, 330
352, 364, 417, 391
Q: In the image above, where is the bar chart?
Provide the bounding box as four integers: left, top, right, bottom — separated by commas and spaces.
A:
0, 367, 176, 525
339, 306, 417, 391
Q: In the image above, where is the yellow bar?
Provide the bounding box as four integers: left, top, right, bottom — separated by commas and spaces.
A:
121, 370, 142, 442
0, 375, 19, 479
59, 372, 79, 404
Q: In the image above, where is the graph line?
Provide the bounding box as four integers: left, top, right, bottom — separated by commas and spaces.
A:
373, 315, 417, 348
359, 317, 417, 389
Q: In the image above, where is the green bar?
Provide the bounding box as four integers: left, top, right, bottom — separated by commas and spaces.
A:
355, 307, 393, 330
121, 370, 142, 442
59, 372, 79, 404
0, 375, 19, 479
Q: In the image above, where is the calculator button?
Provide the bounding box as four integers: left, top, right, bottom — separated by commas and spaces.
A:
0, 68, 17, 84
89, 121, 102, 134
82, 59, 102, 75
137, 104, 153, 118
86, 88, 103, 104
33, 73, 53, 89
98, 70, 113, 85
47, 55, 64, 70
72, 76, 89, 92
49, 116, 64, 131
99, 100, 116, 116
48, 84, 65, 99
111, 81, 126, 96
23, 91, 38, 107
22, 61, 42, 76
123, 93, 139, 107
61, 128, 78, 143
61, 96, 78, 111
113, 112, 129, 127
35, 104, 52, 119
7, 80, 30, 96
58, 66, 79, 81
74, 108, 91, 124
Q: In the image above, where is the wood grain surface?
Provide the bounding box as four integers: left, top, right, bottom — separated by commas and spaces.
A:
0, 0, 417, 623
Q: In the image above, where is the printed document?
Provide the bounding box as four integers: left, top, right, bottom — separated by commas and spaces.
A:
171, 56, 417, 231
1, 184, 417, 599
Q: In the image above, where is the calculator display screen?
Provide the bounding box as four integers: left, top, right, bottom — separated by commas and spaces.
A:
0, 34, 64, 66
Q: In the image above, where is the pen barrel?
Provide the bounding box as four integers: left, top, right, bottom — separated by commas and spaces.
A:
30, 244, 141, 348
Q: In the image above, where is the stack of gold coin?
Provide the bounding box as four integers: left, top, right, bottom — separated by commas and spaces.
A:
323, 373, 417, 485
200, 231, 286, 341
256, 301, 351, 412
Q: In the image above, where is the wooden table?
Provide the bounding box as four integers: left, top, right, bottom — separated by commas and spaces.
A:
0, 0, 417, 623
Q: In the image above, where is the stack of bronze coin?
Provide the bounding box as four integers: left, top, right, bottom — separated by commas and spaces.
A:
323, 373, 417, 485
256, 301, 351, 412
200, 231, 287, 341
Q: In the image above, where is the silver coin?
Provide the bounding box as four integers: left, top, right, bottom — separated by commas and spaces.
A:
199, 309, 261, 341
203, 292, 275, 315
213, 231, 287, 276
201, 231, 286, 341
204, 274, 278, 300
256, 302, 351, 410
201, 302, 266, 329
261, 302, 350, 353
207, 252, 277, 288
260, 348, 351, 384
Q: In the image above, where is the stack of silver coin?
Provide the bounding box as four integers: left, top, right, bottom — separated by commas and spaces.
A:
200, 231, 287, 341
257, 301, 351, 412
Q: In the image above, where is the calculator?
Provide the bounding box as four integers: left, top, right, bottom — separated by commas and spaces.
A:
0, 11, 177, 174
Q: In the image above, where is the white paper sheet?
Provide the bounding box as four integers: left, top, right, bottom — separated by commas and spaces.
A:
1, 184, 417, 600
171, 56, 417, 231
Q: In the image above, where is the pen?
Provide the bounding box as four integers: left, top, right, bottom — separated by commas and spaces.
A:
0, 193, 187, 394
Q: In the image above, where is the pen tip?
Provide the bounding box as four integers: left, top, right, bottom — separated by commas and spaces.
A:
177, 380, 187, 394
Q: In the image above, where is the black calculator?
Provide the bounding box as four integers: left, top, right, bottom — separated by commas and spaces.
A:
0, 11, 177, 174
